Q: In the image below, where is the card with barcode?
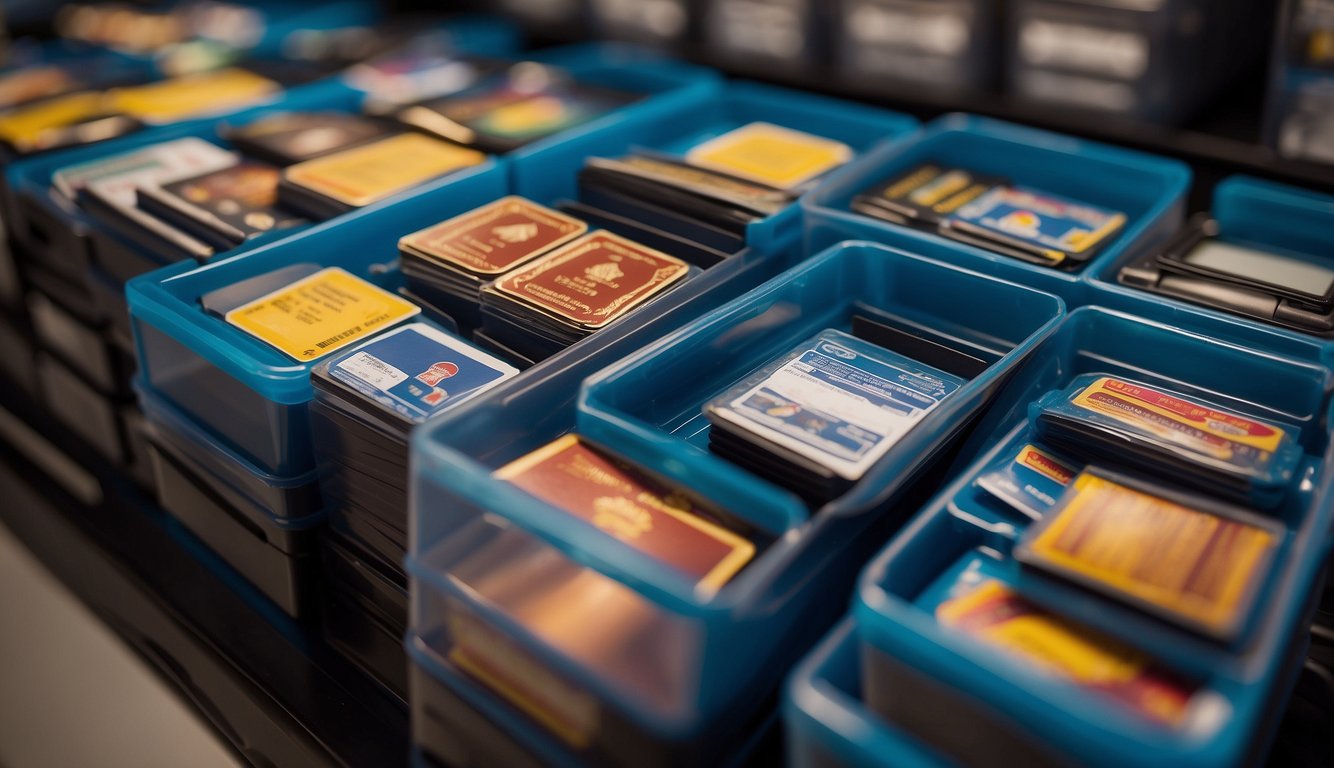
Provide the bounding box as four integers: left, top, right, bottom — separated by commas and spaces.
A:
225, 267, 420, 362
327, 322, 517, 423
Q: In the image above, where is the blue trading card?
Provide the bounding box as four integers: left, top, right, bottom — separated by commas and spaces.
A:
975, 442, 1081, 520
329, 322, 518, 423
947, 185, 1127, 262
706, 329, 964, 480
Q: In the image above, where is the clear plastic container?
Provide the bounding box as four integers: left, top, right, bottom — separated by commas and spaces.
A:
405, 241, 1064, 766
853, 306, 1334, 768
804, 113, 1191, 303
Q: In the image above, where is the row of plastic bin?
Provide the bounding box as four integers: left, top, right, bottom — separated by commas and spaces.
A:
0, 16, 526, 486
505, 0, 1266, 126
786, 301, 1334, 768
3, 28, 1333, 767
382, 87, 1333, 764
124, 106, 1334, 503
405, 234, 1334, 766
404, 241, 1065, 766
114, 57, 915, 623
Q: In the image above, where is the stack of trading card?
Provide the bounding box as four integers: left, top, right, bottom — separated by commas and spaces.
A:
704, 329, 965, 505
495, 434, 766, 596
392, 61, 640, 153
311, 322, 519, 567
477, 230, 692, 363
398, 197, 590, 330
278, 132, 486, 218
853, 162, 1127, 269
53, 109, 411, 265
0, 55, 145, 113
106, 68, 281, 126
347, 33, 504, 112
217, 265, 423, 365
928, 577, 1202, 728
0, 67, 281, 157
1015, 467, 1282, 642
65, 137, 242, 263
1119, 215, 1334, 336
222, 111, 399, 166
577, 122, 853, 252
136, 159, 307, 250
1030, 374, 1303, 508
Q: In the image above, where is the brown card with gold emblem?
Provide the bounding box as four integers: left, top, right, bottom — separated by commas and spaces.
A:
400, 196, 588, 278
489, 231, 689, 330
495, 434, 755, 592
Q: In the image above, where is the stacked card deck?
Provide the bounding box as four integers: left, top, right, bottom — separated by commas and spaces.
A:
494, 434, 768, 596
704, 329, 966, 506
52, 110, 406, 266
1119, 215, 1334, 337
853, 161, 1127, 269
67, 136, 240, 263
310, 321, 519, 568
1015, 467, 1282, 643
476, 229, 693, 363
1030, 375, 1303, 509
399, 197, 590, 331
575, 122, 854, 252
222, 111, 400, 166
136, 159, 308, 250
392, 61, 641, 153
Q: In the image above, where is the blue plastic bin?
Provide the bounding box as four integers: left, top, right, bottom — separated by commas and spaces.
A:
802, 114, 1191, 303
201, 0, 381, 60
784, 619, 953, 768
138, 383, 324, 617
852, 306, 1334, 768
1088, 176, 1334, 367
127, 160, 508, 477
509, 79, 919, 255
401, 239, 802, 768
403, 241, 1064, 766
578, 241, 1065, 520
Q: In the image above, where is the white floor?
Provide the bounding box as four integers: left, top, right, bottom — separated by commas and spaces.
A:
0, 520, 242, 768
